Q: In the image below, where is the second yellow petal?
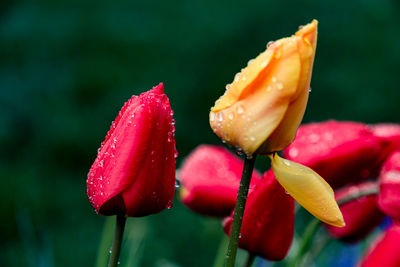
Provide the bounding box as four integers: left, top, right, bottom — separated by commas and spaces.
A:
271, 154, 345, 227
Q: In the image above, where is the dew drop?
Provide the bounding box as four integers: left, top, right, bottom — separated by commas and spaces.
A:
272, 76, 277, 83
236, 105, 244, 114
309, 87, 312, 93
234, 73, 241, 82
247, 59, 254, 66
277, 83, 283, 90
167, 200, 173, 209
228, 112, 234, 120
210, 112, 216, 122
283, 159, 291, 166
267, 41, 274, 48
250, 136, 256, 141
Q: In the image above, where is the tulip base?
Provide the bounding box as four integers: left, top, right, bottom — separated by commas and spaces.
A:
108, 214, 127, 267
226, 155, 257, 267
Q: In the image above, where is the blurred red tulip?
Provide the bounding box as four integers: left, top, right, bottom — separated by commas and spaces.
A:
358, 225, 400, 267
378, 151, 400, 219
371, 124, 400, 166
283, 120, 382, 188
325, 182, 384, 243
223, 170, 295, 261
87, 83, 177, 217
179, 145, 261, 217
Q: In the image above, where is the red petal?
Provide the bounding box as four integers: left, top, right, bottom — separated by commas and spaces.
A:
87, 83, 176, 216
371, 124, 400, 167
359, 225, 400, 267
223, 170, 295, 261
179, 145, 261, 217
325, 182, 384, 243
283, 120, 382, 188
378, 151, 400, 219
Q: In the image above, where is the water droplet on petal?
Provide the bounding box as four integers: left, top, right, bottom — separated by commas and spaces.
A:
236, 105, 244, 114
210, 112, 216, 122
267, 41, 274, 48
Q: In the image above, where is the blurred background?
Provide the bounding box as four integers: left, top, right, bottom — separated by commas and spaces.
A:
1, 0, 399, 266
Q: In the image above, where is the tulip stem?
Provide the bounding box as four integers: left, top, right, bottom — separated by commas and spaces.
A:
288, 218, 321, 267
243, 254, 255, 267
226, 155, 257, 267
108, 214, 127, 267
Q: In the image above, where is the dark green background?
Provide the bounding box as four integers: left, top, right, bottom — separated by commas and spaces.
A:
1, 0, 399, 266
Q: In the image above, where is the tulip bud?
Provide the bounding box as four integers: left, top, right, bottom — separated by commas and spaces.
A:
358, 225, 400, 267
325, 182, 384, 243
210, 20, 318, 155
284, 120, 382, 188
270, 154, 345, 227
378, 151, 400, 219
87, 83, 177, 217
179, 145, 261, 217
222, 171, 294, 261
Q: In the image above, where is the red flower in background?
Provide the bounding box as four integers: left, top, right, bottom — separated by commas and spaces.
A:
284, 120, 382, 189
358, 224, 400, 267
371, 124, 400, 164
378, 151, 400, 220
223, 170, 295, 261
179, 145, 261, 217
87, 83, 177, 217
325, 182, 385, 243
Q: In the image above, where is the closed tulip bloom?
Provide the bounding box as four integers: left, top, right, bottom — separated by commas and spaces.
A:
284, 120, 382, 188
378, 151, 400, 219
325, 182, 384, 243
87, 83, 177, 217
210, 20, 318, 155
179, 145, 261, 216
223, 171, 294, 261
358, 225, 400, 267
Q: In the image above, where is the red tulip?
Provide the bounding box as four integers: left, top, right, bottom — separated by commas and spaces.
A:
325, 182, 384, 243
378, 151, 400, 219
283, 120, 382, 188
358, 225, 400, 267
223, 170, 295, 261
371, 124, 400, 166
179, 145, 261, 217
87, 83, 177, 217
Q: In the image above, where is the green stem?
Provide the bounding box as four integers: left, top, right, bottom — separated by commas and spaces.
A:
243, 254, 255, 267
108, 214, 127, 267
213, 235, 230, 267
287, 219, 321, 267
226, 155, 257, 267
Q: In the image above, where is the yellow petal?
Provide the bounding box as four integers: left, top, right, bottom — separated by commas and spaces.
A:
271, 154, 345, 227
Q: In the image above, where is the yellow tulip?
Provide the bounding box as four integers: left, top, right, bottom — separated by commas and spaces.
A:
210, 20, 318, 155
271, 154, 345, 227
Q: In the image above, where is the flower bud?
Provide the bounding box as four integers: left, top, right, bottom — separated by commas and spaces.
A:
87, 83, 177, 217
284, 120, 382, 188
179, 145, 261, 216
222, 171, 294, 261
378, 151, 400, 219
210, 20, 318, 155
325, 182, 384, 243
